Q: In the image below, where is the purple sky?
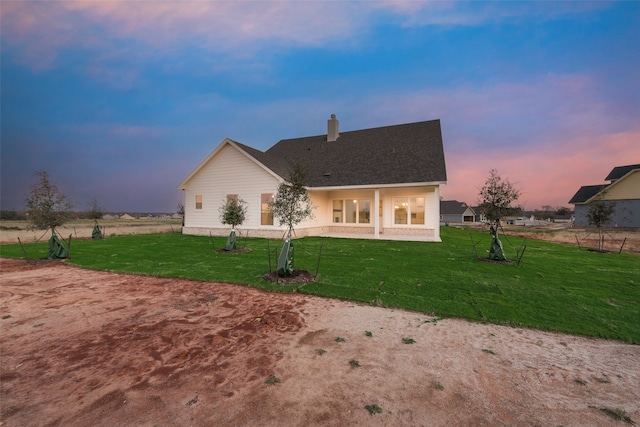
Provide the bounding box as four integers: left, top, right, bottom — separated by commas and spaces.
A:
1, 1, 639, 213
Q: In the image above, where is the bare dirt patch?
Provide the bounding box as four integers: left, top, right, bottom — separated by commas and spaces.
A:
262, 270, 316, 285
1, 258, 638, 426
0, 219, 182, 244
472, 224, 640, 254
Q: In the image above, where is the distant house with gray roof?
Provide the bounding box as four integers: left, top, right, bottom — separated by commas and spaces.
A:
440, 200, 476, 224
178, 115, 447, 241
569, 163, 640, 228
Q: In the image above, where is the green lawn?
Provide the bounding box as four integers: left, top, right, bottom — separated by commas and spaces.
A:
2, 227, 638, 343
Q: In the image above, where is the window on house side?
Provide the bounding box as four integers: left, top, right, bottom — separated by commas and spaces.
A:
195, 195, 203, 210
410, 197, 425, 225
333, 199, 370, 224
358, 199, 370, 224
333, 200, 343, 223
394, 196, 425, 225
345, 200, 357, 223
261, 193, 274, 225
394, 197, 408, 224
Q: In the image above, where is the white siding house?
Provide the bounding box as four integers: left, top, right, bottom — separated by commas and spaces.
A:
180, 140, 282, 236
178, 115, 448, 241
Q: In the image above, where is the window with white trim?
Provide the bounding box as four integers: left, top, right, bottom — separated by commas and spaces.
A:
261, 193, 274, 225
410, 197, 425, 224
394, 197, 408, 224
358, 199, 371, 223
332, 200, 343, 223
332, 199, 370, 224
394, 196, 425, 225
195, 195, 203, 210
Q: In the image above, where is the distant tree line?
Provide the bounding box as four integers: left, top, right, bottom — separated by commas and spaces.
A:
0, 209, 181, 221
1, 171, 179, 223
0, 210, 27, 220
533, 206, 573, 220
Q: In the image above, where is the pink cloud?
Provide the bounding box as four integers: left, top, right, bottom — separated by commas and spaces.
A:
0, 0, 608, 80
442, 131, 640, 210
1, 1, 363, 71
374, 0, 612, 28
0, 2, 78, 71
4, 1, 611, 73
335, 72, 638, 210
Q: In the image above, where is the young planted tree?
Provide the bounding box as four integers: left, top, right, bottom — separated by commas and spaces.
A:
176, 201, 185, 226
478, 169, 521, 261
25, 171, 74, 258
219, 197, 248, 250
87, 198, 105, 239
270, 163, 315, 276
25, 171, 73, 233
87, 198, 104, 220
271, 163, 315, 238
587, 196, 615, 252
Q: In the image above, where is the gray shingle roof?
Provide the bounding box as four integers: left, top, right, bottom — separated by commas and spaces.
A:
568, 184, 608, 204
568, 163, 639, 205
440, 200, 473, 215
236, 119, 446, 188
605, 164, 640, 181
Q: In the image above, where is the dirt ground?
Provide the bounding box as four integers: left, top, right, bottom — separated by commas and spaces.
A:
1, 259, 638, 426
505, 226, 640, 254
0, 220, 182, 245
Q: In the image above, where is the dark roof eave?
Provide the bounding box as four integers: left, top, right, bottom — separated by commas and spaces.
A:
309, 181, 447, 191
568, 184, 608, 204
604, 164, 640, 181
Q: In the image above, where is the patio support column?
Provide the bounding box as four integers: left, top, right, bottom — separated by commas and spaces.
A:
434, 186, 441, 241
374, 189, 380, 238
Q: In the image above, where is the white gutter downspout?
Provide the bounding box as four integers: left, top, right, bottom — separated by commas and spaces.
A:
434, 186, 441, 241
374, 189, 380, 238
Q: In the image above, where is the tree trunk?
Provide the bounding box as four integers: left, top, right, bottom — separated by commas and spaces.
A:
598, 228, 604, 251
489, 221, 507, 261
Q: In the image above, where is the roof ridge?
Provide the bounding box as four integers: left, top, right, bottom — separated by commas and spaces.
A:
275, 119, 441, 143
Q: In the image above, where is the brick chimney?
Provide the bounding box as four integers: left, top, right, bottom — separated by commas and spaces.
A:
327, 114, 339, 142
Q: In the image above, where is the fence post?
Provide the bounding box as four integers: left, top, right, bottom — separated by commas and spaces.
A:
17, 237, 29, 259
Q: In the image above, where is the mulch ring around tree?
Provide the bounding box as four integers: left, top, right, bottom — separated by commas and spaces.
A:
475, 257, 514, 265
262, 270, 316, 285
216, 248, 251, 254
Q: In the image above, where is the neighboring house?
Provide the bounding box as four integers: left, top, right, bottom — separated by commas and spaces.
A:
120, 213, 135, 220
178, 115, 447, 241
512, 215, 549, 227
440, 200, 476, 224
472, 207, 487, 223
569, 163, 640, 228
529, 210, 574, 223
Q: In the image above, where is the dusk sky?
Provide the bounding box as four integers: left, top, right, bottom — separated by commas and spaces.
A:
2, 1, 639, 213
